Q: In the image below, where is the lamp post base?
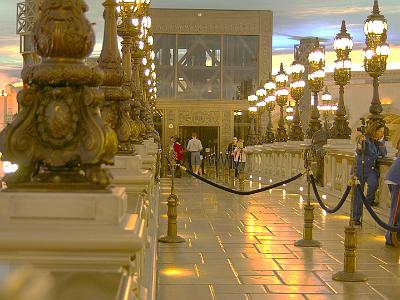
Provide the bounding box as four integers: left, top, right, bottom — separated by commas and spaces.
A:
294, 239, 321, 248
332, 271, 367, 282
158, 235, 186, 243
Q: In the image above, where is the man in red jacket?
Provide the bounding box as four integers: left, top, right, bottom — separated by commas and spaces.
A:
173, 137, 184, 178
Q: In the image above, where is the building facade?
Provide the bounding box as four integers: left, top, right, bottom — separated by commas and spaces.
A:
150, 9, 273, 152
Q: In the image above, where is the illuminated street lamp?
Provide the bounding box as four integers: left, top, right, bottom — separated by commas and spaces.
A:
306, 38, 325, 139
363, 0, 390, 129
331, 20, 352, 139
264, 73, 276, 143
289, 55, 305, 141
247, 94, 259, 146
275, 63, 289, 142
255, 84, 267, 142
285, 100, 295, 132
317, 86, 333, 134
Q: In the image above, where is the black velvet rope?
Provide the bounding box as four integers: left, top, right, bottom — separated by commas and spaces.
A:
356, 184, 400, 232
180, 165, 304, 195
309, 174, 352, 214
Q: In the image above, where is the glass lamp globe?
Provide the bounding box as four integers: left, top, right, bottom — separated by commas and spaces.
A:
256, 87, 267, 97
290, 80, 305, 89
266, 95, 276, 103
264, 80, 276, 91
308, 48, 325, 63
289, 61, 305, 75
376, 43, 390, 56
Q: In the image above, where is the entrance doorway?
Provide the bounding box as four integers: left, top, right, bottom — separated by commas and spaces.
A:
179, 126, 219, 166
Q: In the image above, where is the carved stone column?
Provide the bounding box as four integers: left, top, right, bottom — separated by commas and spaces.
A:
0, 0, 117, 189
99, 0, 134, 154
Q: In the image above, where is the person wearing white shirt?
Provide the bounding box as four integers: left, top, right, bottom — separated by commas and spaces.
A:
186, 132, 203, 175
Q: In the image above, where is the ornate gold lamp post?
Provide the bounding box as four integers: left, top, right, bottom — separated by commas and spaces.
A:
317, 86, 333, 134
99, 0, 134, 154
0, 0, 117, 188
275, 63, 289, 142
289, 58, 305, 141
256, 85, 267, 142
306, 38, 325, 139
246, 95, 258, 146
331, 20, 353, 139
363, 0, 390, 127
285, 100, 295, 132
116, 0, 144, 144
264, 74, 276, 144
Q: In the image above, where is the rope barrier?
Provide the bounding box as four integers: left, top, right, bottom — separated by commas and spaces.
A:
356, 183, 400, 232
309, 174, 352, 214
179, 165, 304, 195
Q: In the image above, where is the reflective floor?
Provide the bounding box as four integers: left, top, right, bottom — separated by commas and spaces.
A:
157, 176, 400, 300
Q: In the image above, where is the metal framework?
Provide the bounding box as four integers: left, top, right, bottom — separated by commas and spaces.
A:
16, 0, 40, 66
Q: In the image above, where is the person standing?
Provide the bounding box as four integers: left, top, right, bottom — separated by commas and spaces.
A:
173, 137, 184, 178
353, 122, 387, 225
233, 139, 247, 177
187, 132, 203, 175
227, 137, 238, 169
385, 155, 400, 246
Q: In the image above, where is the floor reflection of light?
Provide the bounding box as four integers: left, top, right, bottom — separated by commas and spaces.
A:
299, 195, 304, 208
160, 267, 193, 277
227, 258, 241, 284
258, 183, 262, 189
331, 215, 350, 220
194, 264, 200, 277
283, 190, 286, 199
199, 253, 205, 264
246, 219, 255, 234
160, 214, 168, 218
321, 210, 327, 222
372, 235, 386, 242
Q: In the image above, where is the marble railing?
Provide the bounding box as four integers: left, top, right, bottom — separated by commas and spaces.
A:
0, 140, 161, 300
246, 139, 396, 221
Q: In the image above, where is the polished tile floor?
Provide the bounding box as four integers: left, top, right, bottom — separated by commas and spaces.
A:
157, 176, 400, 300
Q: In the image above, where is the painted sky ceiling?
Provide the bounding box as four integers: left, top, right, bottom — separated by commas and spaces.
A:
0, 0, 399, 84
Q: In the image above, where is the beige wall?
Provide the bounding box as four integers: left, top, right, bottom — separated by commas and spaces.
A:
325, 70, 400, 146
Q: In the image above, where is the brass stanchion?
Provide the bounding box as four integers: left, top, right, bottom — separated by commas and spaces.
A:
294, 167, 321, 247
238, 169, 245, 191
224, 162, 230, 184
333, 177, 367, 282
230, 167, 236, 188
159, 151, 185, 243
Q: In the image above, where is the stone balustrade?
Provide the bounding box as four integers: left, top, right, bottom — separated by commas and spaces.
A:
246, 139, 396, 223
0, 140, 160, 300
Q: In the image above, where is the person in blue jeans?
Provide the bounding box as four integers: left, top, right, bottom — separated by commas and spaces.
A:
353, 122, 387, 225
385, 156, 400, 246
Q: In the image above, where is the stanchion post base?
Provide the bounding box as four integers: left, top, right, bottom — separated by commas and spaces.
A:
294, 239, 321, 248
158, 235, 186, 243
332, 271, 367, 282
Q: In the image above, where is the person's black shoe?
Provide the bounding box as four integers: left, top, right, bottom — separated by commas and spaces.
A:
354, 220, 362, 226
385, 241, 394, 247
371, 201, 379, 207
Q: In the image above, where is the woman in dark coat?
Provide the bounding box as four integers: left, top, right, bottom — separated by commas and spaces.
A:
353, 122, 387, 225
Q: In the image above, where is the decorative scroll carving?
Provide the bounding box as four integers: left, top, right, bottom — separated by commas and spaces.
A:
0, 0, 117, 190
177, 111, 220, 126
